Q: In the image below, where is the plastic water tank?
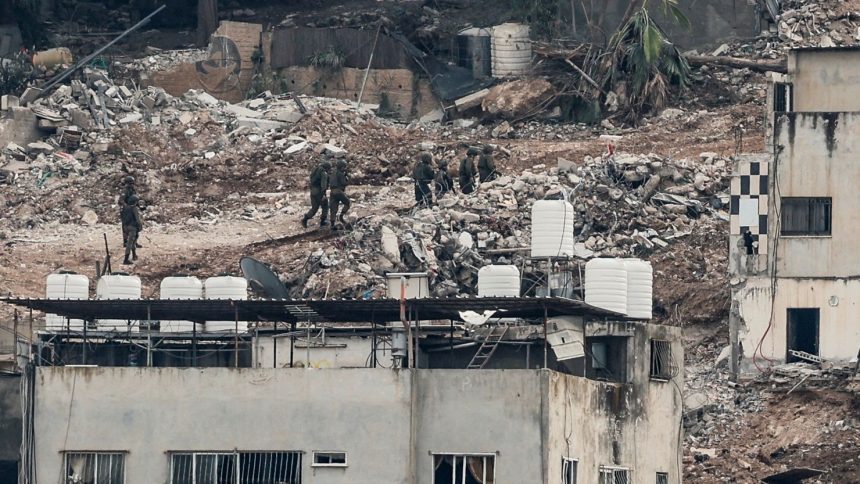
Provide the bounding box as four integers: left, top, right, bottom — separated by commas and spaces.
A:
531, 199, 575, 258
584, 259, 627, 315
491, 23, 532, 77
204, 276, 248, 332
478, 265, 520, 297
45, 272, 89, 331
96, 274, 141, 332
624, 259, 653, 320
160, 276, 203, 332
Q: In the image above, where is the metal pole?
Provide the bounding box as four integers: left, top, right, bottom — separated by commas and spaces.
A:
13, 309, 18, 361
146, 304, 152, 367
290, 322, 295, 368
234, 305, 239, 368
400, 276, 414, 369
192, 319, 198, 367
273, 321, 278, 368
449, 319, 454, 356
543, 304, 548, 369
37, 4, 168, 98
371, 321, 377, 368
82, 316, 87, 365
357, 24, 382, 108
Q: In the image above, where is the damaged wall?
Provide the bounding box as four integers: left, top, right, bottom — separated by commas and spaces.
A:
789, 48, 860, 112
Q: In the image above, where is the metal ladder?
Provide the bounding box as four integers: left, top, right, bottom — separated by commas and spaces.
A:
467, 325, 509, 369
789, 350, 822, 364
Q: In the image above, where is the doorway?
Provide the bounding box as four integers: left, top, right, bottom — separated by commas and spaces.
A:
786, 308, 819, 362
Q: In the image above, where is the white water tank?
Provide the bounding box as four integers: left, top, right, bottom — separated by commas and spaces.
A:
624, 259, 653, 320
531, 199, 575, 258
478, 265, 520, 297
491, 23, 531, 77
160, 276, 203, 332
204, 276, 248, 332
96, 274, 141, 332
45, 272, 89, 331
584, 259, 627, 315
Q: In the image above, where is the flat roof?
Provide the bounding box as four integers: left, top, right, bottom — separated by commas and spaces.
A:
790, 45, 860, 53
1, 296, 631, 324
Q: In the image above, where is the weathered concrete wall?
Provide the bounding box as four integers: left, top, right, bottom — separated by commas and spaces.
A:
0, 375, 21, 463
736, 277, 860, 368
789, 49, 860, 112
573, 0, 760, 49
771, 112, 860, 277
254, 335, 375, 368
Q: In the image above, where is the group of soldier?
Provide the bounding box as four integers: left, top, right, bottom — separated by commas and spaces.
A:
301, 157, 351, 229
412, 145, 497, 207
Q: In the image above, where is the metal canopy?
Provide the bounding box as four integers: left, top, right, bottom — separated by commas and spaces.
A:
0, 296, 630, 324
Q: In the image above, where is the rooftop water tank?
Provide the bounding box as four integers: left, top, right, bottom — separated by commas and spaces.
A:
624, 259, 653, 320
96, 274, 141, 332
531, 199, 575, 258
45, 272, 89, 331
204, 275, 248, 332
457, 27, 492, 79
491, 23, 531, 77
160, 276, 203, 333
584, 258, 627, 315
478, 265, 520, 297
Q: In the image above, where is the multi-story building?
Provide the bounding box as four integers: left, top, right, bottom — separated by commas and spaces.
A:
729, 46, 860, 376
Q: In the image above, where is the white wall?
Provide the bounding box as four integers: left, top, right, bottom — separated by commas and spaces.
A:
254, 334, 377, 368
790, 49, 860, 112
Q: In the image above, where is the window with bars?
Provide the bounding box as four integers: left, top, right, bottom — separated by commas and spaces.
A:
780, 197, 832, 236
432, 454, 495, 484
169, 451, 302, 484
599, 466, 630, 484
312, 451, 347, 467
656, 472, 669, 484
64, 452, 125, 484
650, 339, 675, 381
562, 457, 578, 484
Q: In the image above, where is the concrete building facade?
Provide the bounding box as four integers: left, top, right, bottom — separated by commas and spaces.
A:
729, 47, 860, 375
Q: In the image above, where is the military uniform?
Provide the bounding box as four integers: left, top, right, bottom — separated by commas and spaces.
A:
459, 149, 478, 194
434, 161, 455, 198
413, 153, 435, 206
121, 196, 143, 265
119, 176, 137, 246
302, 161, 331, 228
478, 146, 497, 183
329, 160, 351, 226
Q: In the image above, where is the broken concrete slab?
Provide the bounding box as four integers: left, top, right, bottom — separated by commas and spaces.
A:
284, 141, 308, 155
224, 104, 261, 118
1, 95, 19, 111
454, 89, 490, 111
119, 113, 143, 124
19, 87, 43, 105
418, 108, 443, 124
235, 117, 288, 131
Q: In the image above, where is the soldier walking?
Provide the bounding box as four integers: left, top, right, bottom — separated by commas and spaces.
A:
301, 159, 331, 228
329, 159, 351, 228
478, 145, 498, 183
119, 175, 138, 247
434, 159, 455, 198
121, 195, 143, 265
459, 147, 478, 194
412, 152, 435, 207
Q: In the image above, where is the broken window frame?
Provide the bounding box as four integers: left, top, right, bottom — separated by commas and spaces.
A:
562, 457, 578, 484
431, 453, 496, 484
168, 451, 303, 484
649, 339, 676, 381
773, 82, 793, 113
656, 472, 669, 484
312, 451, 348, 468
599, 466, 631, 484
63, 451, 126, 484
780, 197, 832, 236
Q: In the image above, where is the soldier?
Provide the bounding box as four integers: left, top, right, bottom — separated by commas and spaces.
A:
121, 195, 143, 265
459, 147, 478, 194
478, 145, 498, 183
329, 159, 351, 228
119, 175, 137, 247
434, 159, 455, 198
302, 159, 332, 228
412, 152, 435, 207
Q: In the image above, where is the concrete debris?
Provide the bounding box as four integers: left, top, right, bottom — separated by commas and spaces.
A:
481, 79, 554, 119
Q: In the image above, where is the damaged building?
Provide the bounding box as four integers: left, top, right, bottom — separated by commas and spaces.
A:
5, 254, 683, 483
729, 46, 860, 376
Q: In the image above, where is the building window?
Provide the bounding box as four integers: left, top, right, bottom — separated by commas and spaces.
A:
169, 452, 302, 484
64, 452, 125, 484
773, 82, 793, 112
656, 472, 669, 484
780, 197, 831, 236
599, 466, 630, 484
432, 454, 495, 484
312, 451, 347, 467
562, 457, 578, 484
650, 339, 675, 381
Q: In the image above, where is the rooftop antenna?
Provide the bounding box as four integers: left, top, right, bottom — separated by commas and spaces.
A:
240, 256, 289, 299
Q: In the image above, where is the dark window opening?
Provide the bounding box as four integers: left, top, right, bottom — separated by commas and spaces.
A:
170, 452, 302, 484
432, 455, 495, 484
650, 339, 675, 381
562, 458, 578, 484
773, 83, 793, 112
313, 451, 347, 467
585, 336, 628, 383
64, 452, 125, 484
787, 308, 819, 362
781, 197, 831, 236
656, 472, 669, 484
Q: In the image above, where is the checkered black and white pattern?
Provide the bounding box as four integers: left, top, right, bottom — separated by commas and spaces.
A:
730, 160, 769, 254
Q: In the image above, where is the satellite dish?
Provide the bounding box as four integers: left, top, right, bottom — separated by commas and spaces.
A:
240, 257, 289, 299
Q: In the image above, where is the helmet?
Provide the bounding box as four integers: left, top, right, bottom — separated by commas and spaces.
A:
483, 145, 493, 154
420, 152, 432, 163
123, 175, 135, 184
321, 160, 332, 170
128, 195, 139, 205
336, 159, 348, 168
467, 147, 479, 157
438, 159, 448, 168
